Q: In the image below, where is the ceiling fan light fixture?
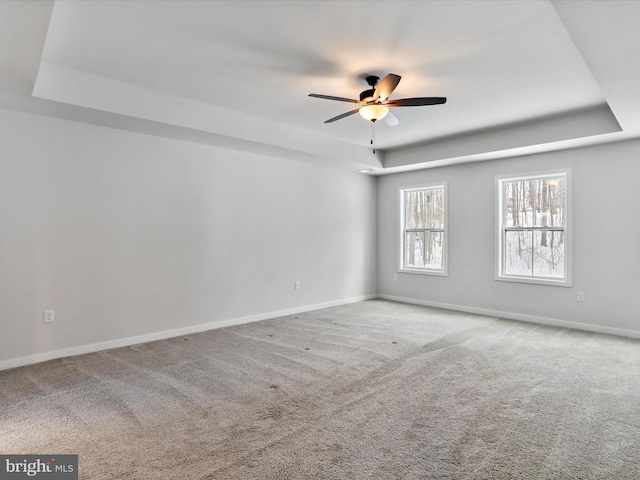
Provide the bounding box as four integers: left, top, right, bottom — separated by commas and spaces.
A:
359, 104, 389, 122
309, 73, 446, 126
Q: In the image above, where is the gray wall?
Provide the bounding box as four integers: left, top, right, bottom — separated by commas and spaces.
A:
378, 139, 640, 336
0, 108, 377, 366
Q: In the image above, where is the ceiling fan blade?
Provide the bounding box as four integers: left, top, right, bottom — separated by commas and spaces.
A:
309, 94, 360, 104
324, 109, 360, 123
373, 74, 401, 102
383, 111, 399, 126
386, 97, 447, 107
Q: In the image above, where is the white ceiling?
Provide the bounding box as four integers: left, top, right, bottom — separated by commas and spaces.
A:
1, 1, 639, 173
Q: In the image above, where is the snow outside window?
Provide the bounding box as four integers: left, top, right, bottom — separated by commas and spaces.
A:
399, 183, 447, 276
496, 170, 571, 286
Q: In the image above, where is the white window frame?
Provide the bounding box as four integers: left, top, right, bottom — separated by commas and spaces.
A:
398, 182, 448, 276
495, 169, 571, 287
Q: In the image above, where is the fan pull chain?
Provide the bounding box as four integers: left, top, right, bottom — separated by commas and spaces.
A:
371, 122, 376, 154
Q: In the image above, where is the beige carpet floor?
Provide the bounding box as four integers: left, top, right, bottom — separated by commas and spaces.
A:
2, 299, 640, 479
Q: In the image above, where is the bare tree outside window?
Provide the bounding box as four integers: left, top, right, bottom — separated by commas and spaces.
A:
499, 173, 568, 282
401, 185, 446, 273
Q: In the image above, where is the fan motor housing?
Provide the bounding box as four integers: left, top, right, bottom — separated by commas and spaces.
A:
359, 89, 375, 102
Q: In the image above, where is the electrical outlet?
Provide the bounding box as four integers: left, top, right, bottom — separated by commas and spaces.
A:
393, 274, 398, 281
44, 310, 55, 323
577, 292, 585, 302
295, 281, 300, 290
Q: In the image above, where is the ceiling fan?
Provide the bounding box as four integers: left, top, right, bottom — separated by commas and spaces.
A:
309, 73, 446, 126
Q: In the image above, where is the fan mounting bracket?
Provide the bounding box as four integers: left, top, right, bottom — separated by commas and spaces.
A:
365, 75, 380, 88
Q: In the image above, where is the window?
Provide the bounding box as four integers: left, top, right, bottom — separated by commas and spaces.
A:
496, 170, 570, 286
399, 183, 447, 275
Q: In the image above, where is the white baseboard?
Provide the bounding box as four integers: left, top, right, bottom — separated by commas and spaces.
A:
5, 292, 637, 371
378, 294, 640, 340
0, 294, 377, 371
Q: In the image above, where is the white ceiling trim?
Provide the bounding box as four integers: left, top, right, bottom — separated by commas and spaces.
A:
33, 61, 383, 171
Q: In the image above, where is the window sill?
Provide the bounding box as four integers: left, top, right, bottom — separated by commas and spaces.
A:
399, 268, 448, 277
495, 275, 571, 287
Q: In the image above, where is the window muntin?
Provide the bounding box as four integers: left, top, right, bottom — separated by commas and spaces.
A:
400, 184, 447, 275
497, 172, 569, 285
